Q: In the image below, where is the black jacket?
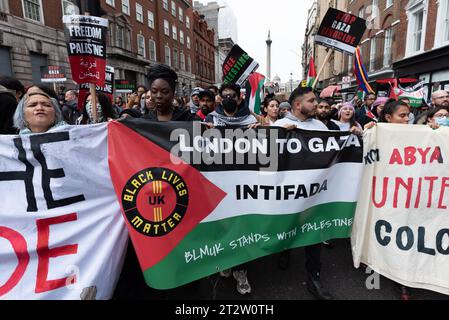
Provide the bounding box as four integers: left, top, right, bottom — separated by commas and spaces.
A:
143, 107, 198, 121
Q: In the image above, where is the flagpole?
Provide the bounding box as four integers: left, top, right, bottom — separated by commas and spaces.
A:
312, 49, 333, 90
84, 11, 98, 123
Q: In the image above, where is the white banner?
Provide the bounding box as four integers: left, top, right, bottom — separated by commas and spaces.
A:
0, 124, 128, 300
352, 124, 449, 295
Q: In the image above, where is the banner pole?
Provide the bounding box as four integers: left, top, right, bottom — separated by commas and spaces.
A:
312, 49, 333, 89
84, 11, 98, 123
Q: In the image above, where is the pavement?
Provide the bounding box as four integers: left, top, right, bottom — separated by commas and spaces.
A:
113, 238, 449, 301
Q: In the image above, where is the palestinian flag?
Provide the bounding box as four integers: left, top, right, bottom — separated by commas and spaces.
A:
245, 72, 266, 115
307, 57, 317, 88
108, 118, 363, 289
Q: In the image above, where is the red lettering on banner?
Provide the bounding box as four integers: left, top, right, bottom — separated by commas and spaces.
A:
389, 149, 403, 165
438, 178, 449, 209
389, 147, 444, 165
425, 177, 438, 208
35, 213, 78, 294
0, 227, 30, 297
393, 177, 413, 208
372, 176, 388, 208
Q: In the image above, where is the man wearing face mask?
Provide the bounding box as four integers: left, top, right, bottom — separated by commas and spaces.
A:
205, 83, 258, 127
205, 83, 257, 296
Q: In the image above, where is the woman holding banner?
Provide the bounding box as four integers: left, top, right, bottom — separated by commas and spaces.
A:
365, 99, 412, 300
13, 89, 65, 134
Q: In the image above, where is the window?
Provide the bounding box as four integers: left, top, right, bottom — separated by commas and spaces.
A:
406, 0, 427, 56
435, 0, 449, 47
0, 46, 12, 76
172, 25, 177, 40
126, 29, 131, 50
171, 1, 176, 17
187, 56, 192, 73
30, 52, 47, 84
371, 0, 378, 19
186, 16, 190, 29
62, 0, 78, 15
136, 3, 143, 22
105, 0, 115, 7
180, 52, 185, 70
383, 28, 393, 67
165, 46, 171, 66
180, 30, 184, 44
23, 0, 43, 22
179, 7, 183, 22
413, 10, 424, 51
122, 0, 130, 15
164, 19, 170, 36
137, 35, 145, 57
369, 38, 376, 71
163, 0, 168, 11
445, 0, 449, 42
116, 25, 124, 48
173, 48, 179, 68
358, 6, 364, 18
149, 40, 156, 61
386, 0, 393, 8
187, 36, 191, 49
147, 11, 154, 29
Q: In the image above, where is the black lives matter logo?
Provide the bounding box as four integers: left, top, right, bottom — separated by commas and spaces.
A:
121, 168, 189, 237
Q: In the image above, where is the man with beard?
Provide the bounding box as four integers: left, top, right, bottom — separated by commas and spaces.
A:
196, 89, 216, 121
205, 83, 258, 127
62, 90, 80, 124
274, 86, 327, 130
316, 98, 340, 130
274, 85, 333, 300
431, 90, 449, 110
355, 93, 376, 128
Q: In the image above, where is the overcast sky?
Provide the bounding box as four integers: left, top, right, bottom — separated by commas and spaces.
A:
196, 0, 315, 83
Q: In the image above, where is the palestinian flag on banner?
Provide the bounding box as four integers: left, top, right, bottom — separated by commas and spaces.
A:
108, 118, 363, 289
245, 72, 266, 115
307, 57, 317, 87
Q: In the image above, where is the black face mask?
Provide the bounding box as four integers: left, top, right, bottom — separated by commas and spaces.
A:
222, 98, 238, 114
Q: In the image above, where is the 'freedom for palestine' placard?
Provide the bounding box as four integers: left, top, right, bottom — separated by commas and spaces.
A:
63, 15, 108, 86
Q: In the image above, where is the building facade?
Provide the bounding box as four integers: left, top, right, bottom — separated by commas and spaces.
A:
345, 0, 449, 99
194, 1, 237, 84
302, 0, 348, 88
192, 10, 215, 87
0, 0, 216, 96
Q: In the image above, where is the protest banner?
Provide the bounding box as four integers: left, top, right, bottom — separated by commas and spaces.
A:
315, 8, 367, 55
352, 124, 449, 295
108, 119, 363, 289
63, 15, 108, 86
115, 80, 136, 94
393, 81, 425, 107
78, 65, 114, 111
0, 124, 128, 299
40, 66, 67, 83
222, 45, 259, 86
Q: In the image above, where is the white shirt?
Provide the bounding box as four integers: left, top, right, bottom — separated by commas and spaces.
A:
274, 115, 329, 131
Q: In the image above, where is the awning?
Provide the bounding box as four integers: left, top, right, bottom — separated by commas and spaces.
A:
319, 85, 341, 98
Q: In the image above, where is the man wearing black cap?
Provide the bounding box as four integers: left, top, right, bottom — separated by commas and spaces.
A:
274, 83, 333, 300
196, 90, 216, 121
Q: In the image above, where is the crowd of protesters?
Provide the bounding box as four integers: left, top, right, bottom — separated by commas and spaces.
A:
1, 64, 449, 301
